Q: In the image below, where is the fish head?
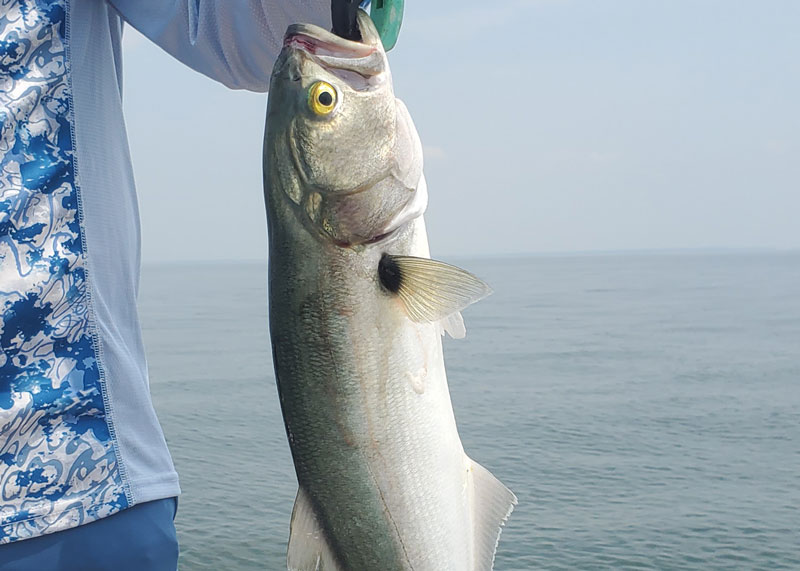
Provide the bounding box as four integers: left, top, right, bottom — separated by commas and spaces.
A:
265, 10, 425, 247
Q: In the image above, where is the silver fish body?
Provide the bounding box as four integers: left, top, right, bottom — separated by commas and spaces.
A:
264, 12, 515, 571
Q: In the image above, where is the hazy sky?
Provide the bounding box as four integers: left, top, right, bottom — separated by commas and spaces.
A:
122, 1, 799, 263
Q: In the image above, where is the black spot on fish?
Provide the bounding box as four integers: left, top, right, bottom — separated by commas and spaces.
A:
379, 254, 402, 293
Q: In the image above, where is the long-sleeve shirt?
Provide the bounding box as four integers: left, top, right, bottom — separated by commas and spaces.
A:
0, 0, 329, 544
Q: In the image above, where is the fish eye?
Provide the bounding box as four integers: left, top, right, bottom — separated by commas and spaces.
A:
308, 81, 338, 116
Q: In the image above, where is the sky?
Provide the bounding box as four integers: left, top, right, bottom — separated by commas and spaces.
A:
122, 0, 800, 263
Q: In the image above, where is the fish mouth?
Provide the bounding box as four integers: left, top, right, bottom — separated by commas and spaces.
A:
284, 25, 376, 59
283, 11, 386, 87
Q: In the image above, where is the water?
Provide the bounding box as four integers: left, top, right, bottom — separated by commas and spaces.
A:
139, 252, 800, 570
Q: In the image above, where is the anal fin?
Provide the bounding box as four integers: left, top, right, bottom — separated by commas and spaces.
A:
467, 459, 517, 571
287, 487, 342, 571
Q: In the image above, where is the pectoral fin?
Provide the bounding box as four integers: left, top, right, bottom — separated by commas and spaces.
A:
287, 488, 342, 571
378, 254, 491, 338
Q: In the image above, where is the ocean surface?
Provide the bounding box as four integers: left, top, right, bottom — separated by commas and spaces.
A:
139, 252, 800, 570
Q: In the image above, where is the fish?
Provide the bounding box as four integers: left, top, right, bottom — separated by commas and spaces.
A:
263, 10, 516, 571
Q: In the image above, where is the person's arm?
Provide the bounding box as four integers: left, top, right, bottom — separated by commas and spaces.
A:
109, 0, 331, 91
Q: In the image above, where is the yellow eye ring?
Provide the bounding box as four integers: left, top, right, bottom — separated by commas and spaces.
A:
308, 81, 338, 116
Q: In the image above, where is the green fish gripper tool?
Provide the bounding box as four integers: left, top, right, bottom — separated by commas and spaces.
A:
369, 0, 404, 51
331, 0, 404, 51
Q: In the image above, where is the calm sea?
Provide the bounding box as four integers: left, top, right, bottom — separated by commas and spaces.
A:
139, 252, 800, 570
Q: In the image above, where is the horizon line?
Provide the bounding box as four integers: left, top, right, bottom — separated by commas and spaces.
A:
140, 246, 800, 266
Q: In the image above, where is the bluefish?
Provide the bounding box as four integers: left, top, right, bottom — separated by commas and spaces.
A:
263, 11, 516, 570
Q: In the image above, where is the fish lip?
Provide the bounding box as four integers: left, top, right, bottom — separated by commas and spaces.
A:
283, 13, 386, 86
284, 24, 377, 59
